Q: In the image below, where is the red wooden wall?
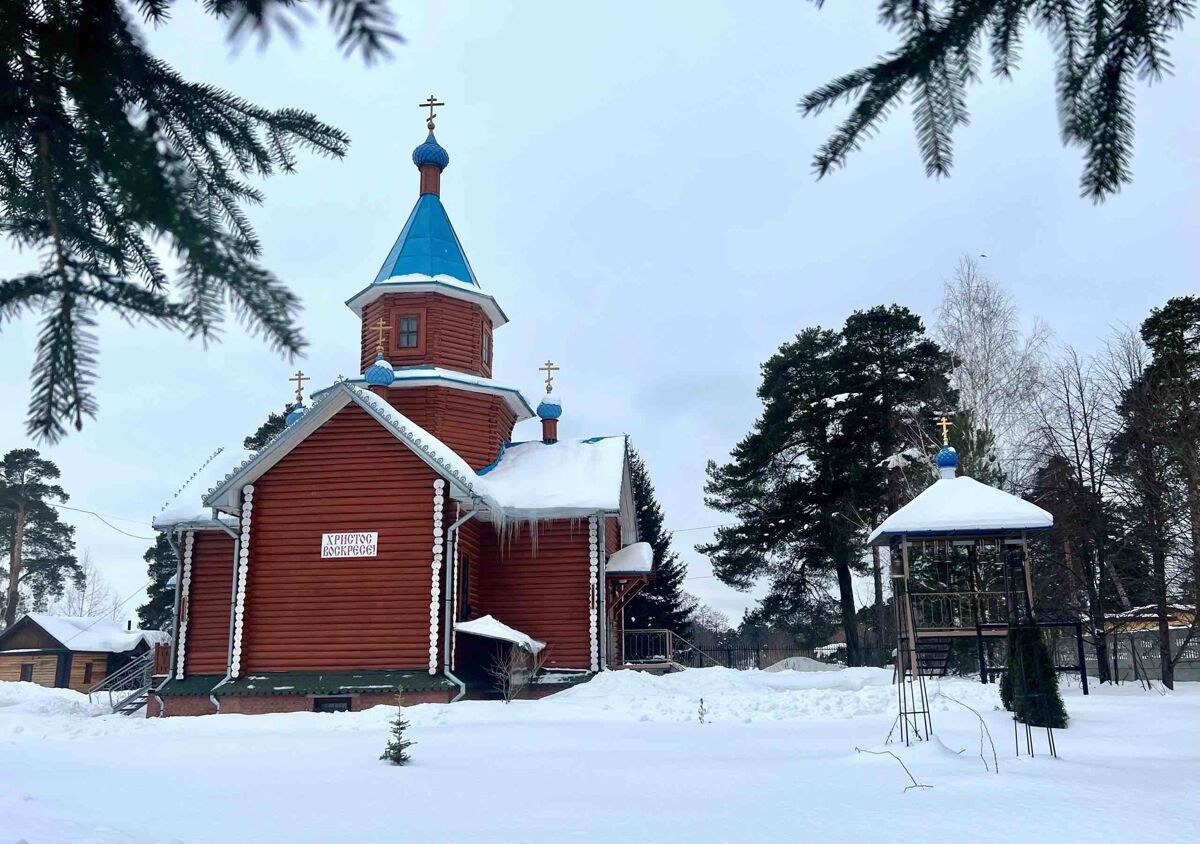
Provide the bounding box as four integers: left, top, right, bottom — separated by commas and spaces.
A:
381, 385, 516, 470
476, 520, 592, 670
241, 404, 439, 672
360, 292, 492, 378
183, 530, 235, 676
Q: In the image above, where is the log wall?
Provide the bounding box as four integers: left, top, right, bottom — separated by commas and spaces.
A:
381, 385, 516, 470
0, 653, 58, 685
183, 530, 236, 676
242, 404, 439, 672
476, 520, 592, 670
360, 292, 492, 378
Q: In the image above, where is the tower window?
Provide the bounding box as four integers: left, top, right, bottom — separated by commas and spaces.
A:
482, 329, 491, 368
397, 316, 420, 348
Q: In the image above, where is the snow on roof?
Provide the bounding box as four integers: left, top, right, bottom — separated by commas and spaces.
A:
606, 541, 653, 574
154, 446, 252, 528
328, 365, 534, 420
867, 475, 1053, 545
476, 436, 627, 517
17, 614, 168, 653
454, 615, 545, 653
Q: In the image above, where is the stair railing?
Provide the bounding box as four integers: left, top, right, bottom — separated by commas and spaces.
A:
88, 650, 154, 710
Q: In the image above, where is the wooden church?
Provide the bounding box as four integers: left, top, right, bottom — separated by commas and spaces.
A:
149, 102, 654, 716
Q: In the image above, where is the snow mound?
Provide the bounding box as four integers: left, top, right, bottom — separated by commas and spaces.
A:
0, 681, 109, 718
763, 656, 845, 673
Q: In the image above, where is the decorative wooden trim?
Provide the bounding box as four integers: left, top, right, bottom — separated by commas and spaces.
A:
229, 485, 254, 679
429, 479, 446, 674
174, 531, 195, 679
588, 517, 599, 672
450, 505, 459, 671
390, 307, 428, 358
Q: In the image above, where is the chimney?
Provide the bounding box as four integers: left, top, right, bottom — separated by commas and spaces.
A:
127, 620, 132, 631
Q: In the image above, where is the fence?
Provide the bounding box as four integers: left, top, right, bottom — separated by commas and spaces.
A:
619, 629, 890, 670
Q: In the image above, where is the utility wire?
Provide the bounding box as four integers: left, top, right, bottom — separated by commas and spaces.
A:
50, 503, 156, 540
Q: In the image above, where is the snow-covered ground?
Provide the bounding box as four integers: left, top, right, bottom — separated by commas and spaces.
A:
3, 668, 1198, 843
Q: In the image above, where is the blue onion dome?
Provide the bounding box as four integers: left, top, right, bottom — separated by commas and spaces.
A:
936, 445, 958, 468
412, 131, 450, 170
285, 403, 307, 426
365, 354, 395, 387
536, 393, 562, 420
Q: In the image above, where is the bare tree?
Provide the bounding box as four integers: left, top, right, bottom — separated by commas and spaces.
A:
486, 645, 548, 703
47, 550, 118, 618
936, 257, 1051, 488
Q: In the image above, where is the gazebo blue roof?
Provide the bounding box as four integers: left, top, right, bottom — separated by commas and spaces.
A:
372, 193, 479, 286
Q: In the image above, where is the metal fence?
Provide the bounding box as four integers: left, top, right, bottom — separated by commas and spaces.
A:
619, 629, 890, 670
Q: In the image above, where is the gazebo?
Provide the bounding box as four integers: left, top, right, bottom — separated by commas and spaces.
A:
868, 430, 1083, 744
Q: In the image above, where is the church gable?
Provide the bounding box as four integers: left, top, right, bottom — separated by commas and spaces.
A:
240, 403, 442, 673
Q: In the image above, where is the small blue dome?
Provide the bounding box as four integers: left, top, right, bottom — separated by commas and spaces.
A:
412, 131, 449, 170
285, 403, 307, 426
936, 446, 958, 469
365, 354, 395, 387
537, 394, 562, 420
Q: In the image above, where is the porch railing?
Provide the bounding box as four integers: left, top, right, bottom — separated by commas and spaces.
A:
909, 591, 1008, 630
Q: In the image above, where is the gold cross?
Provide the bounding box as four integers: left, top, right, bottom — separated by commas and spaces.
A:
937, 415, 952, 446
373, 318, 389, 355
539, 359, 560, 394
420, 94, 445, 129
290, 370, 310, 403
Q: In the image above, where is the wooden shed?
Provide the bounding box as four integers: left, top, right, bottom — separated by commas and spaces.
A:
0, 614, 168, 693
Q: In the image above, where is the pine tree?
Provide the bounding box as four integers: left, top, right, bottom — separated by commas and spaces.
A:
1000, 624, 1069, 729
800, 1, 1193, 201
702, 307, 953, 665
1, 449, 80, 628
380, 693, 414, 766
137, 534, 177, 632
244, 404, 297, 452
1, 0, 400, 443
622, 448, 692, 635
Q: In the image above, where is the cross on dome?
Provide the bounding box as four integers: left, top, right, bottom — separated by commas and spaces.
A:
420, 94, 445, 130
937, 415, 952, 445
289, 370, 310, 403
539, 360, 560, 393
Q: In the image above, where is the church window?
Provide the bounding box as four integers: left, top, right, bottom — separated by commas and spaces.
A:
313, 696, 353, 713
397, 316, 419, 348
481, 328, 491, 368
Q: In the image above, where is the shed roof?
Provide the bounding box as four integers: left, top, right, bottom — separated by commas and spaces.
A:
3, 614, 167, 654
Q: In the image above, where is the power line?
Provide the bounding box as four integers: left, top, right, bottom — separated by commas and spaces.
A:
50, 503, 156, 540
667, 522, 737, 535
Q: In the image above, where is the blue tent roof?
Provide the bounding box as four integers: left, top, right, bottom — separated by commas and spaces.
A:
372, 193, 479, 286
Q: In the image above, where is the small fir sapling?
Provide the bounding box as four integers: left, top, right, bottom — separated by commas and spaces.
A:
380, 692, 415, 765
1000, 625, 1068, 729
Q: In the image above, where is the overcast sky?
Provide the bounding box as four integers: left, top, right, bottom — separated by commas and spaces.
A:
1, 2, 1197, 626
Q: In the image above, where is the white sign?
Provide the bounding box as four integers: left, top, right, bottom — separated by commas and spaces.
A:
321, 532, 378, 559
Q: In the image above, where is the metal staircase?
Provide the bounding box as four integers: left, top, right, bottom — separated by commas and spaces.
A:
88, 650, 156, 715
897, 635, 952, 678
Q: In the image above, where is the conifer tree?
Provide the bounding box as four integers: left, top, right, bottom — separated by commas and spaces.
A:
1000, 624, 1069, 729
137, 534, 177, 633
1, 0, 400, 443
801, 0, 1193, 201
623, 448, 692, 635
380, 693, 414, 766
1, 449, 80, 627
702, 307, 953, 664
243, 404, 297, 452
